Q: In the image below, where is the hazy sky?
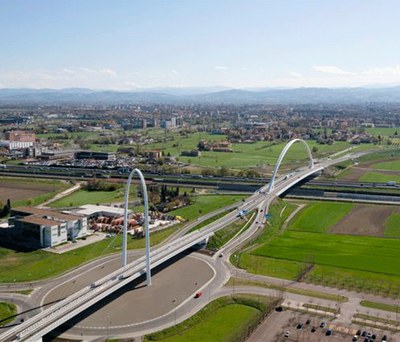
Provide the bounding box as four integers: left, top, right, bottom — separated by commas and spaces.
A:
1, 0, 400, 89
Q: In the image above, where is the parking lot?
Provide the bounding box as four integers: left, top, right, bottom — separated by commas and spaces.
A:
249, 309, 400, 342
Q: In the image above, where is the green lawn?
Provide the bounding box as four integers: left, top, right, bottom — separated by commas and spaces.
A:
0, 302, 16, 327
360, 300, 400, 313
239, 254, 304, 280
159, 304, 258, 342
168, 194, 245, 221
384, 213, 400, 238
370, 160, 400, 171
359, 172, 400, 183
144, 295, 273, 342
49, 185, 136, 208
288, 202, 353, 233
207, 213, 253, 250
306, 265, 400, 297
253, 231, 400, 276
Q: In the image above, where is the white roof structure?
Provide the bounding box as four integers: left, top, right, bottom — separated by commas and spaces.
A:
67, 204, 131, 217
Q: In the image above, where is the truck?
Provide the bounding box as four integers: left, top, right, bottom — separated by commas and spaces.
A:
387, 181, 397, 186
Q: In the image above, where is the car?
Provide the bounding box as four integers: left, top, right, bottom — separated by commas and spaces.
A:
284, 331, 290, 338
362, 331, 367, 337
356, 330, 362, 336
218, 253, 224, 258
367, 333, 372, 338
306, 319, 311, 325
194, 292, 202, 298
319, 322, 326, 328
382, 335, 387, 342
353, 336, 358, 341
296, 323, 303, 329
372, 334, 376, 340
311, 327, 316, 333
325, 329, 333, 336
275, 306, 283, 312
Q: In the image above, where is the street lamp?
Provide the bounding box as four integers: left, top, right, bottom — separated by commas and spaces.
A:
172, 298, 177, 325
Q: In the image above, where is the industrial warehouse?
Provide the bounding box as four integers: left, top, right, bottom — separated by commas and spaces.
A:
6, 204, 180, 249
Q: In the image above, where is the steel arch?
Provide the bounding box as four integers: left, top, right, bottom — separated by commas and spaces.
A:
122, 168, 151, 286
268, 139, 314, 193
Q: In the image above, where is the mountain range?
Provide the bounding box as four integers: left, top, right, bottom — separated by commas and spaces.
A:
1, 86, 400, 105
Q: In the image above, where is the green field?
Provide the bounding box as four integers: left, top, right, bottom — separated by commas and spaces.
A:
143, 132, 357, 169
288, 202, 353, 233
384, 213, 400, 238
239, 254, 304, 280
49, 187, 130, 208
365, 127, 400, 137
370, 160, 400, 171
359, 172, 400, 183
168, 194, 245, 221
144, 295, 274, 342
0, 302, 16, 327
236, 199, 400, 296
254, 231, 400, 276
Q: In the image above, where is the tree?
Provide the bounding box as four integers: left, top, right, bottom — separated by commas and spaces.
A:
312, 146, 318, 153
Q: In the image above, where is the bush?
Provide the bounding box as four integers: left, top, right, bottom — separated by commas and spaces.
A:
83, 180, 121, 192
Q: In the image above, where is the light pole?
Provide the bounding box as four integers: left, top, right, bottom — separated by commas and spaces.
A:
233, 254, 239, 294
122, 168, 152, 286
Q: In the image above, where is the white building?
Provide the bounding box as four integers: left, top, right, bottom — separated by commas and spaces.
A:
10, 207, 87, 247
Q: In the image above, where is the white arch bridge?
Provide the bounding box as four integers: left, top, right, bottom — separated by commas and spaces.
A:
1, 139, 328, 342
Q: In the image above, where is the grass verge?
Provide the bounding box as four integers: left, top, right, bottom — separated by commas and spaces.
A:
0, 302, 17, 327
360, 300, 400, 313
207, 211, 255, 250
225, 278, 348, 303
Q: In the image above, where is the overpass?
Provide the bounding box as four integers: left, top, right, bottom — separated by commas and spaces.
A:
0, 140, 355, 342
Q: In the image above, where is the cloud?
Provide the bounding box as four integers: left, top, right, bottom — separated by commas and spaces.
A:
78, 67, 117, 77
362, 65, 400, 76
289, 71, 302, 78
170, 70, 179, 75
214, 66, 228, 71
313, 65, 355, 75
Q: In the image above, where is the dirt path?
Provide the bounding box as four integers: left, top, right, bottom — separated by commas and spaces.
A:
37, 182, 82, 208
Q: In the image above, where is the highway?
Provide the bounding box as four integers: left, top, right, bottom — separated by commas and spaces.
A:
0, 148, 380, 341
